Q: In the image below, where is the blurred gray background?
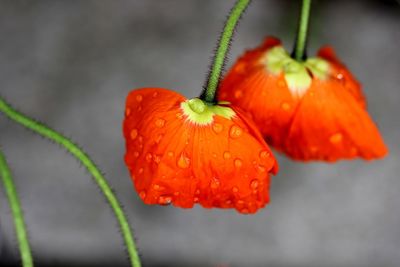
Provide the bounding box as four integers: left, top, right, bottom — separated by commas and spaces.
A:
0, 1, 399, 266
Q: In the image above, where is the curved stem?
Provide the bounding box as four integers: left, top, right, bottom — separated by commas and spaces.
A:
0, 148, 34, 267
202, 0, 251, 103
0, 98, 141, 267
293, 0, 312, 61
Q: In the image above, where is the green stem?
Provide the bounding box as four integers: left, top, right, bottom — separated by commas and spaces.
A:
0, 98, 141, 267
293, 0, 312, 61
202, 0, 251, 103
0, 148, 34, 267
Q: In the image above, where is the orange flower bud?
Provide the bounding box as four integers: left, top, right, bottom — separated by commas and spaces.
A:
123, 88, 278, 214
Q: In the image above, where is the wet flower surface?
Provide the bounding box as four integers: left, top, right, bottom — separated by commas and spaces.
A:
123, 88, 278, 214
219, 37, 388, 161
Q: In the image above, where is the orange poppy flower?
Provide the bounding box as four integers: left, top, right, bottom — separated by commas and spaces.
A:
123, 88, 278, 214
219, 37, 387, 161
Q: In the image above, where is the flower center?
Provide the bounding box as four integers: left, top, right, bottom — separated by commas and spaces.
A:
181, 98, 235, 125
260, 46, 330, 97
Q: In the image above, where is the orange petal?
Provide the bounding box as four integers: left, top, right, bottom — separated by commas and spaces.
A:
123, 88, 278, 214
317, 46, 366, 108
284, 79, 388, 161
219, 38, 296, 150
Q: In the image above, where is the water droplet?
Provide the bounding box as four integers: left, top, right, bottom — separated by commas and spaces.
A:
136, 94, 143, 102
167, 151, 174, 157
145, 153, 152, 162
155, 134, 163, 144
155, 118, 166, 128
237, 200, 244, 205
153, 155, 161, 164
309, 146, 319, 153
234, 158, 243, 168
336, 73, 344, 80
329, 133, 343, 144
229, 125, 243, 139
259, 150, 270, 159
212, 153, 217, 158
194, 197, 199, 203
195, 189, 200, 195
177, 153, 190, 169
139, 191, 146, 200
257, 165, 266, 173
210, 178, 221, 189
125, 108, 131, 117
212, 123, 223, 134
153, 184, 165, 191
241, 208, 249, 214
225, 199, 232, 205
250, 179, 259, 190
138, 168, 144, 174
158, 195, 172, 205
281, 102, 290, 111
138, 136, 143, 143
137, 106, 142, 112
133, 151, 140, 158
232, 187, 239, 193
152, 92, 158, 98
173, 191, 180, 196
234, 90, 243, 99
130, 129, 138, 140
223, 151, 232, 160
176, 112, 183, 119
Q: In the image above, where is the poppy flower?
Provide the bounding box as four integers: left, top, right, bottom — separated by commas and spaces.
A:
123, 88, 278, 214
218, 37, 387, 161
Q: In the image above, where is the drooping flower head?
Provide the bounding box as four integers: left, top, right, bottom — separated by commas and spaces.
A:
123, 88, 278, 214
219, 37, 388, 161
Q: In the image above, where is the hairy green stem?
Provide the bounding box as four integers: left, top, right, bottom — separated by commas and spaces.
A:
202, 0, 251, 103
293, 0, 312, 61
0, 98, 141, 267
0, 148, 34, 267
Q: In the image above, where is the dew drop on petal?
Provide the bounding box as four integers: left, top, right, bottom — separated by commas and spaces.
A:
194, 197, 199, 203
212, 123, 223, 134
133, 151, 140, 158
137, 106, 142, 112
329, 133, 343, 144
130, 129, 138, 140
155, 134, 163, 144
234, 158, 243, 168
138, 168, 144, 174
232, 187, 239, 193
210, 177, 221, 189
125, 108, 131, 117
212, 153, 217, 158
259, 150, 270, 159
139, 191, 146, 200
241, 208, 249, 214
153, 184, 164, 191
152, 92, 158, 98
229, 125, 243, 139
250, 179, 259, 190
155, 118, 166, 128
158, 195, 172, 205
237, 200, 245, 205
167, 151, 174, 157
138, 136, 143, 143
234, 90, 243, 99
223, 151, 232, 160
257, 165, 266, 173
145, 153, 152, 162
136, 94, 143, 102
177, 153, 190, 169
153, 155, 161, 164
281, 102, 290, 111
